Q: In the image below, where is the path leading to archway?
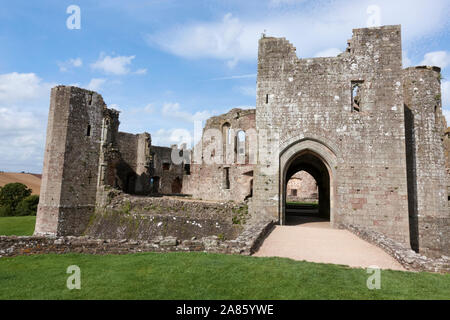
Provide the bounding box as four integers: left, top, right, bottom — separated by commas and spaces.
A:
253, 218, 405, 271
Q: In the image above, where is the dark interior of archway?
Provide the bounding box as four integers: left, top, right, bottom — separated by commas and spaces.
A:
285, 152, 330, 224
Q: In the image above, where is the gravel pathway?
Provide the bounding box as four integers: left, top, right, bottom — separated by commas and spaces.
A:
253, 217, 405, 271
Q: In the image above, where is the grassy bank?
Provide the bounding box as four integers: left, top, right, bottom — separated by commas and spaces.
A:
0, 216, 36, 236
0, 252, 449, 300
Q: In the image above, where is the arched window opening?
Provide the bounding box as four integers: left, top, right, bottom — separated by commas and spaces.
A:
237, 131, 246, 155
222, 122, 231, 163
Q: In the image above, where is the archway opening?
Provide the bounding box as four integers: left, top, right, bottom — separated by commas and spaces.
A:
171, 177, 182, 194
284, 151, 330, 225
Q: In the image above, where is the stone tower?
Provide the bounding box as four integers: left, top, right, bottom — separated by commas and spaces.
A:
35, 86, 113, 236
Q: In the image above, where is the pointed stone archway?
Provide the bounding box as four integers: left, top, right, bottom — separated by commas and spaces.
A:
279, 139, 338, 227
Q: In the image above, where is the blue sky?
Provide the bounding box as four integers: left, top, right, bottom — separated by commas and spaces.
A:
0, 0, 449, 173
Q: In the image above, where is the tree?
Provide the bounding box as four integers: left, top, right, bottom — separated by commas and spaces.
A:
0, 183, 32, 215
15, 195, 40, 216
0, 205, 13, 217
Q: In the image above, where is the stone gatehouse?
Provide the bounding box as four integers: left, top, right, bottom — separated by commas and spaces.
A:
35, 25, 449, 259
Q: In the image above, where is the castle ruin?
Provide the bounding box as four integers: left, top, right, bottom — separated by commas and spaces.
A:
35, 25, 449, 259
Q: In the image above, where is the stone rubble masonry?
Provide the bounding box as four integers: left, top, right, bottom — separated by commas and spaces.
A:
286, 171, 318, 202
34, 86, 184, 236
252, 25, 449, 258
183, 108, 256, 202
84, 192, 251, 241
36, 86, 107, 236
403, 66, 449, 257
151, 146, 184, 194
0, 219, 275, 258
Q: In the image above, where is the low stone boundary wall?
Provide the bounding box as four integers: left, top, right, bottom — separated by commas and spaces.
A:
84, 194, 254, 242
104, 193, 248, 220
342, 224, 450, 273
0, 219, 275, 258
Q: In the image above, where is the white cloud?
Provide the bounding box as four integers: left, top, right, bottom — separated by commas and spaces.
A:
0, 72, 51, 172
58, 58, 83, 72
147, 13, 249, 61
420, 51, 450, 69
151, 128, 193, 148
162, 102, 212, 123
87, 78, 106, 91
91, 54, 136, 75
0, 72, 52, 103
148, 0, 449, 63
134, 68, 148, 75
314, 48, 342, 58
91, 54, 147, 75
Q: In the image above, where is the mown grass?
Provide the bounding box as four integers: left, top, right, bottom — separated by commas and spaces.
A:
0, 216, 36, 236
286, 202, 319, 208
0, 252, 449, 300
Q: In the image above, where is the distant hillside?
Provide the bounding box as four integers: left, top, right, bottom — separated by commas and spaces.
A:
0, 172, 41, 195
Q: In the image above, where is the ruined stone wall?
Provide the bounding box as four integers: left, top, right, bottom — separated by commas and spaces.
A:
151, 146, 184, 194
444, 128, 450, 170
183, 108, 255, 202
36, 86, 153, 236
116, 132, 152, 194
286, 171, 318, 202
36, 86, 106, 236
118, 132, 139, 171
445, 129, 450, 209
254, 25, 411, 245
403, 66, 449, 257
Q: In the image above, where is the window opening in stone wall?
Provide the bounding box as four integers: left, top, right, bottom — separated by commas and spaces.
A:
435, 105, 440, 126
351, 81, 364, 112
162, 162, 170, 171
222, 122, 231, 163
237, 131, 246, 155
224, 167, 230, 189
151, 153, 156, 169
86, 125, 91, 136
184, 164, 190, 175
266, 94, 269, 104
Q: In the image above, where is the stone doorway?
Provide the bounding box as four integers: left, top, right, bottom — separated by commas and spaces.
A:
283, 152, 330, 225
279, 139, 338, 227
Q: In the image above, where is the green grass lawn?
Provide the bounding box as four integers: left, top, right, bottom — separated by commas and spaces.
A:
0, 252, 449, 300
0, 216, 36, 236
286, 201, 319, 207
